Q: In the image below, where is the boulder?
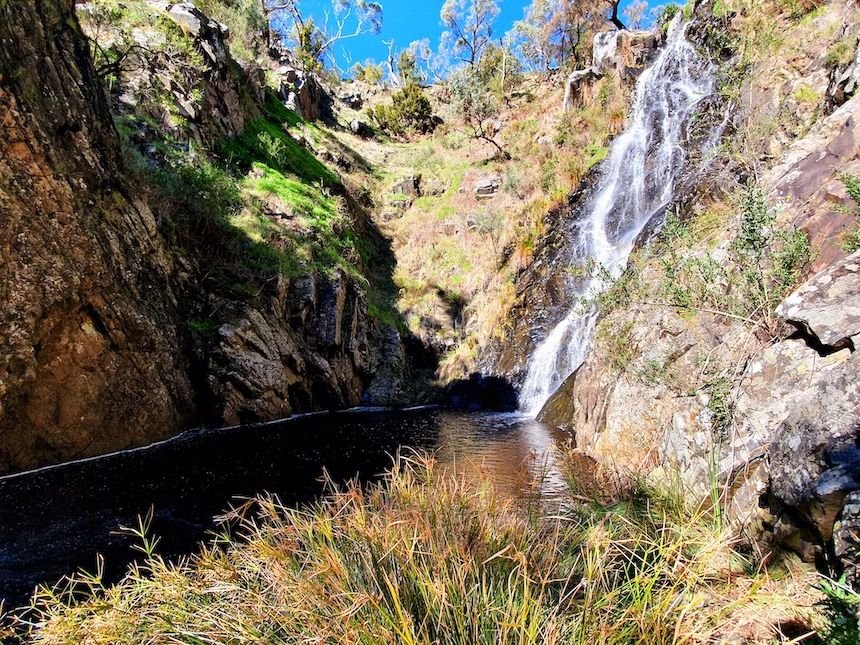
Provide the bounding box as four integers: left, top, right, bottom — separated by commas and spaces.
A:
776, 250, 860, 348
338, 88, 364, 110
349, 119, 369, 137
423, 177, 448, 196
392, 175, 421, 197
278, 67, 330, 121
563, 69, 600, 112
165, 2, 206, 38
475, 176, 501, 199
765, 350, 860, 574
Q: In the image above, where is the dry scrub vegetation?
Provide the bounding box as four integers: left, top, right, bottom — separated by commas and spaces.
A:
333, 72, 631, 378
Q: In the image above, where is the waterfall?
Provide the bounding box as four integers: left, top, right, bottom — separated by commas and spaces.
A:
519, 18, 720, 415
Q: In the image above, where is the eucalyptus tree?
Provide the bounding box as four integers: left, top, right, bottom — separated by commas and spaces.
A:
439, 0, 500, 66
264, 0, 383, 72
511, 0, 628, 71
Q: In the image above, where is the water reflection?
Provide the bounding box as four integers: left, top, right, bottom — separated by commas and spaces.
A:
434, 412, 569, 501
0, 409, 568, 607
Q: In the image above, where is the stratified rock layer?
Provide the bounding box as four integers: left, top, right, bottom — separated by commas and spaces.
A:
0, 0, 419, 474
0, 0, 194, 470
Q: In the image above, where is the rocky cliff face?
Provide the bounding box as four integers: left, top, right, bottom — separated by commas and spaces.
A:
0, 0, 422, 474
0, 0, 195, 471
530, 0, 860, 580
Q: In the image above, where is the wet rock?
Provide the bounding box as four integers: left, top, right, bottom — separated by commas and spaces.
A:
592, 29, 658, 77
381, 208, 404, 221
776, 250, 860, 348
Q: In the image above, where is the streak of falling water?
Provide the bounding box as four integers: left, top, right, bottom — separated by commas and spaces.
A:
519, 17, 722, 415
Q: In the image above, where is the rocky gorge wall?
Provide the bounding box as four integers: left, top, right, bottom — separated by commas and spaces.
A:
0, 0, 420, 474
0, 0, 197, 472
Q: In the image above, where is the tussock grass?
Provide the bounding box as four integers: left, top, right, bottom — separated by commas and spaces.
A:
8, 454, 818, 644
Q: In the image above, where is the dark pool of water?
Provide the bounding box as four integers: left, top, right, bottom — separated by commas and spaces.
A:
0, 408, 567, 608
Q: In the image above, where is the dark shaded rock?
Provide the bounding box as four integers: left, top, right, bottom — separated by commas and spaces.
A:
766, 358, 860, 576
536, 370, 577, 431
828, 30, 860, 108
0, 0, 194, 472
446, 374, 517, 412
392, 175, 421, 197
279, 67, 331, 122
338, 89, 364, 110
350, 119, 369, 137
835, 491, 860, 585
0, 0, 431, 473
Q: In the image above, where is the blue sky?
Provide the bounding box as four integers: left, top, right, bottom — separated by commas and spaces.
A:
294, 0, 662, 72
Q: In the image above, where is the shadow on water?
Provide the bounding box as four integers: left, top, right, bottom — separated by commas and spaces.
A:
0, 408, 567, 609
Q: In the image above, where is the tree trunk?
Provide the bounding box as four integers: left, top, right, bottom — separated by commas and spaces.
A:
609, 1, 626, 30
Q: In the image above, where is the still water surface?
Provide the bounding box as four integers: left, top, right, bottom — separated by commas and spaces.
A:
0, 409, 567, 607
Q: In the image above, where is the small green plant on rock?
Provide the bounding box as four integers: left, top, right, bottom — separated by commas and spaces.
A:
598, 320, 637, 372
819, 575, 860, 644
728, 187, 810, 328
825, 36, 859, 69
839, 173, 860, 252
704, 372, 733, 442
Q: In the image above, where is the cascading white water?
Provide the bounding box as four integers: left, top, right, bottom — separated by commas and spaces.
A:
520, 17, 720, 415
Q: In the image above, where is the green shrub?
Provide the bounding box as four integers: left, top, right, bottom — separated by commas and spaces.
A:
368, 83, 436, 135
820, 575, 860, 644
840, 173, 860, 252
825, 36, 859, 68
352, 60, 384, 85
